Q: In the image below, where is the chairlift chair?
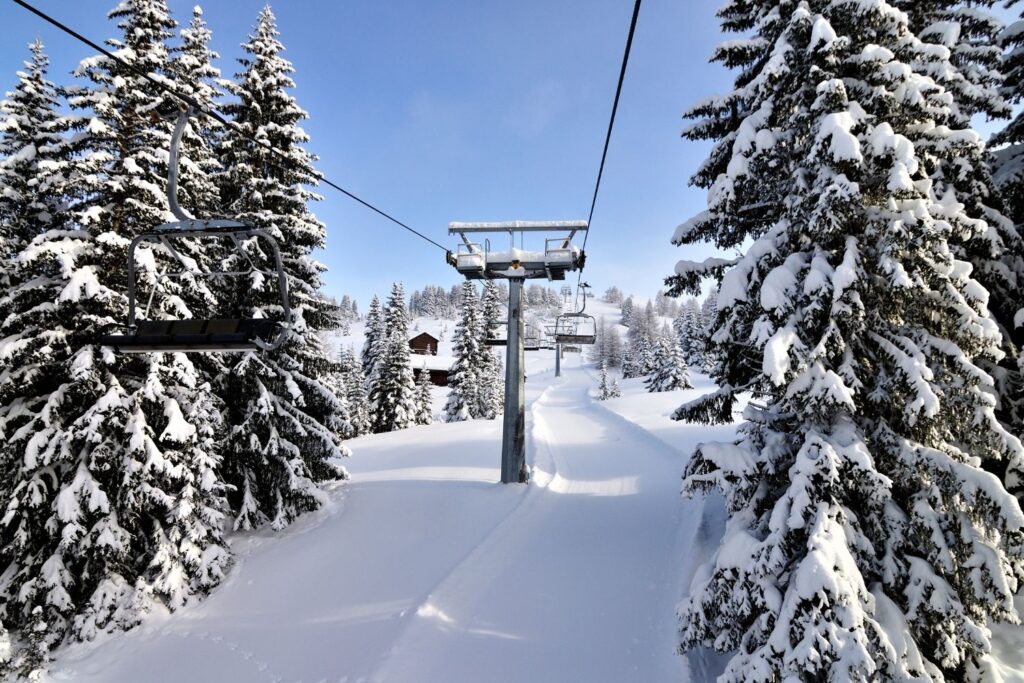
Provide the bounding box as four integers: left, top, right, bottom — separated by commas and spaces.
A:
100, 110, 291, 354
552, 283, 596, 345
523, 323, 543, 351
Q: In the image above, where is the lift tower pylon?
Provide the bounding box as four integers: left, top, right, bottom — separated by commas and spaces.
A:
447, 220, 587, 483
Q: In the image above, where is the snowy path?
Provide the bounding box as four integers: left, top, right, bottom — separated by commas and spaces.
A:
54, 362, 707, 683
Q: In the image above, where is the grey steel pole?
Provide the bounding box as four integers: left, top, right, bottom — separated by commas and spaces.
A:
555, 342, 561, 377
501, 277, 526, 483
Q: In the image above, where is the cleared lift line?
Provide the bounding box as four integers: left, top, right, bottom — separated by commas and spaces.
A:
444, 0, 642, 483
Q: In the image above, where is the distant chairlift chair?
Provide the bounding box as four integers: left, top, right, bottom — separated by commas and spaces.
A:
523, 323, 543, 351
552, 284, 596, 345
101, 109, 290, 353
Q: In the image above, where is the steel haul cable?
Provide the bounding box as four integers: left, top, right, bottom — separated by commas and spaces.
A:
574, 0, 642, 313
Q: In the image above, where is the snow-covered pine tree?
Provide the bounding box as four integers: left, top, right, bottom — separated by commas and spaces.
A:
368, 282, 416, 432
214, 5, 348, 530
987, 5, 1024, 471
606, 324, 624, 369
997, 6, 1024, 220
339, 347, 370, 438
477, 280, 504, 419
0, 39, 72, 292
589, 316, 609, 365
621, 342, 639, 379
170, 6, 223, 219
670, 2, 1024, 679
413, 364, 433, 426
444, 281, 482, 422
362, 294, 385, 386
597, 361, 612, 400
608, 377, 621, 399
620, 296, 634, 327
11, 606, 47, 681
321, 354, 355, 443
674, 298, 706, 367
0, 0, 234, 658
645, 334, 691, 393
902, 2, 1024, 487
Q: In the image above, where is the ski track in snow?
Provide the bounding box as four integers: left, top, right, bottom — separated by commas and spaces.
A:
51, 353, 722, 683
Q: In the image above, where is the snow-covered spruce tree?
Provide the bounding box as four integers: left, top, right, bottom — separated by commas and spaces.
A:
604, 319, 624, 370
320, 354, 354, 443
362, 293, 385, 387
901, 1, 1024, 486
477, 280, 504, 419
620, 296, 634, 327
413, 364, 433, 426
215, 5, 348, 530
597, 361, 612, 400
0, 0, 234, 658
10, 606, 47, 681
444, 281, 482, 422
170, 6, 223, 219
0, 39, 72, 292
608, 377, 621, 399
645, 334, 691, 393
670, 2, 1024, 680
368, 282, 416, 433
988, 4, 1024, 467
674, 298, 706, 367
339, 347, 370, 438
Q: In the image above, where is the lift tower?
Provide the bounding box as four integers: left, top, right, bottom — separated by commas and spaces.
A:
447, 221, 587, 483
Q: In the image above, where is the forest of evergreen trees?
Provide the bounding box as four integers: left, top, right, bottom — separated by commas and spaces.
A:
0, 2, 354, 676
4, 0, 1024, 680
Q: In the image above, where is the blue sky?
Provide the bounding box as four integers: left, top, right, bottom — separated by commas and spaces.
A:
1, 1, 1016, 307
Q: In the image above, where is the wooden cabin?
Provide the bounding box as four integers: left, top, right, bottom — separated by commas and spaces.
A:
409, 331, 439, 356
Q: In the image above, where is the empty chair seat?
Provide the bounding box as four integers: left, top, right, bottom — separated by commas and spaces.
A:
100, 318, 281, 353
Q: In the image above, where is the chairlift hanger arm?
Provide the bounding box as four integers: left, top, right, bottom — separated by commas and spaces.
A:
448, 221, 588, 234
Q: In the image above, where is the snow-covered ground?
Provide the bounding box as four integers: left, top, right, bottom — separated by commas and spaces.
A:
46, 295, 1024, 682
48, 338, 736, 682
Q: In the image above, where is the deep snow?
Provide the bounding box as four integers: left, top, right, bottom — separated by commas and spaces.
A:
43, 296, 1024, 682
48, 341, 733, 683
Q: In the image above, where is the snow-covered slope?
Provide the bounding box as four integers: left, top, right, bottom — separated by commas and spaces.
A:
49, 349, 733, 683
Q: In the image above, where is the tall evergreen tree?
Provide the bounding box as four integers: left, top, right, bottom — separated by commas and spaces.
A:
674, 298, 706, 367
597, 361, 613, 401
902, 1, 1024, 482
477, 280, 504, 419
645, 334, 691, 393
339, 347, 370, 438
215, 6, 348, 530
444, 282, 482, 422
170, 6, 223, 219
368, 282, 416, 433
0, 39, 72, 291
670, 2, 1024, 679
413, 363, 434, 426
362, 294, 384, 386
989, 4, 1024, 470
